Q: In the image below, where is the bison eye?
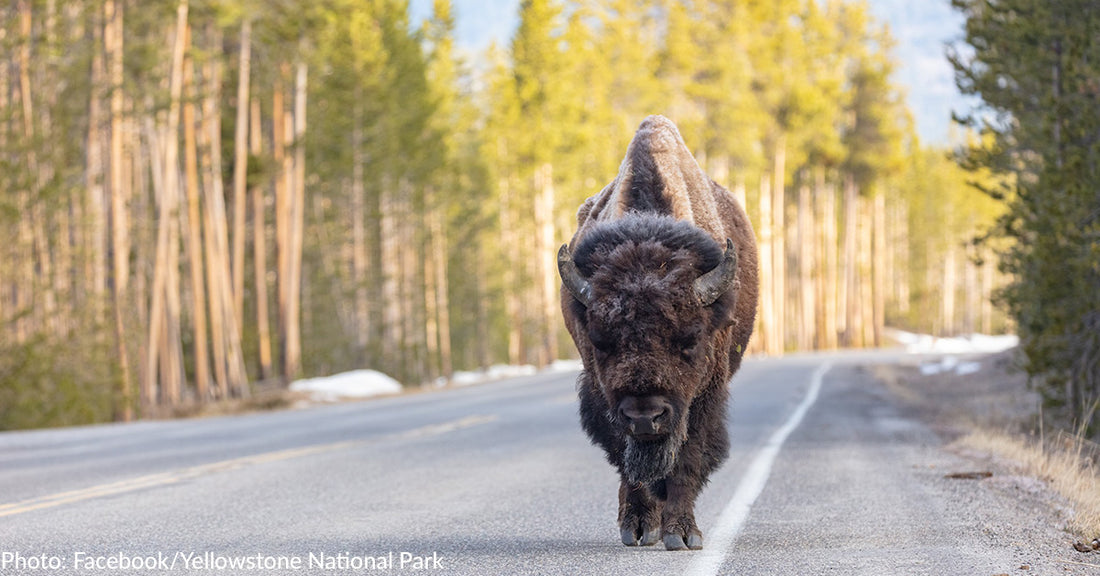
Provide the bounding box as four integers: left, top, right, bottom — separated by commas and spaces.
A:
589, 330, 615, 354
673, 334, 699, 358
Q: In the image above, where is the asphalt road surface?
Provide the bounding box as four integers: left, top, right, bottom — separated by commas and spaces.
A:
0, 351, 1075, 575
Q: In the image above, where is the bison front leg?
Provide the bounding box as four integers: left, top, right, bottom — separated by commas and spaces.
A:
659, 378, 731, 550
660, 475, 704, 550
618, 480, 662, 546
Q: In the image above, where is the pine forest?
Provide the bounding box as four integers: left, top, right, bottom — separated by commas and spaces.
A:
0, 0, 1021, 430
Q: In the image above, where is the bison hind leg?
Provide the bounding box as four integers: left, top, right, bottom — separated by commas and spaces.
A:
618, 480, 662, 546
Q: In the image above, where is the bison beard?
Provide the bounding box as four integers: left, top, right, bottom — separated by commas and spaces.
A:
559, 115, 759, 551
623, 434, 681, 485
621, 398, 690, 484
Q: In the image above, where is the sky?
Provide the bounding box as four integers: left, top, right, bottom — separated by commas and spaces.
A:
407, 0, 972, 146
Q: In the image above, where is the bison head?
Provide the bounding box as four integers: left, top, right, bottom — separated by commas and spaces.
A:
559, 215, 739, 483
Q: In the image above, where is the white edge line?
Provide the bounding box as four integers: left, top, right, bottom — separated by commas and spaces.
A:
685, 361, 833, 576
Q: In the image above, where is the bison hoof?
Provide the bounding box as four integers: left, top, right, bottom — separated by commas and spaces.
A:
663, 532, 703, 551
621, 525, 660, 547
663, 534, 687, 550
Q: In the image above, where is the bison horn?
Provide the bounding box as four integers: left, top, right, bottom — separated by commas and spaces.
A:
558, 244, 593, 306
694, 239, 739, 306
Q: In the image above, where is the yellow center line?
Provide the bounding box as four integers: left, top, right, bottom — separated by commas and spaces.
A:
396, 414, 497, 439
0, 414, 497, 519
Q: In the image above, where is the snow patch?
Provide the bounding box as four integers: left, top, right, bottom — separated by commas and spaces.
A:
919, 356, 983, 376
548, 359, 584, 372
443, 359, 584, 388
289, 370, 402, 402
889, 329, 1017, 377
889, 329, 1019, 355
448, 364, 538, 387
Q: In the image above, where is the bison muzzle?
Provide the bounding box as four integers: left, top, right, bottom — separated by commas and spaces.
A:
559, 115, 759, 551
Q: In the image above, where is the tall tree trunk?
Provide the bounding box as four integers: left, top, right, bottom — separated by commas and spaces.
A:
498, 139, 522, 365
398, 179, 421, 382
859, 196, 873, 347
284, 58, 307, 383
182, 27, 211, 400
140, 115, 159, 405
42, 0, 67, 336
895, 201, 910, 317
107, 92, 134, 402
17, 0, 50, 338
165, 136, 185, 404
131, 108, 149, 333
818, 170, 838, 350
0, 9, 6, 333
424, 205, 441, 381
964, 240, 979, 334
884, 195, 897, 314
431, 208, 452, 378
85, 2, 107, 328
758, 175, 777, 355
202, 26, 248, 397
251, 96, 273, 380
193, 29, 228, 399
422, 181, 453, 381
17, 1, 38, 195
942, 242, 957, 336
797, 182, 815, 351
144, 0, 189, 410
771, 135, 786, 353
841, 175, 858, 347
351, 102, 369, 354
980, 246, 994, 334
872, 190, 886, 346
534, 162, 558, 367
380, 176, 401, 367
273, 72, 289, 378
106, 0, 132, 418
231, 18, 251, 332
106, 0, 127, 291
475, 246, 491, 369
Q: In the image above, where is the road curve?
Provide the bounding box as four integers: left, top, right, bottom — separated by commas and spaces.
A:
0, 352, 1073, 575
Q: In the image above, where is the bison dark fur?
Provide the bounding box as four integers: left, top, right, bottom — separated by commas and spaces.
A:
559, 116, 758, 551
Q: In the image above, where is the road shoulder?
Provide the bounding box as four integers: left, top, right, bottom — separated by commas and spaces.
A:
717, 362, 1091, 575
878, 357, 1097, 574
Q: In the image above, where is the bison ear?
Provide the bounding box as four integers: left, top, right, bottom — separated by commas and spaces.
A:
694, 239, 739, 306
558, 244, 593, 307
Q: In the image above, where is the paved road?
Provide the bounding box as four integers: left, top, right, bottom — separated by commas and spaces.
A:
0, 352, 1072, 575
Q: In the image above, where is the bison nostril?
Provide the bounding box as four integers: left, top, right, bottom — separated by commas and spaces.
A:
632, 417, 657, 436
618, 396, 673, 438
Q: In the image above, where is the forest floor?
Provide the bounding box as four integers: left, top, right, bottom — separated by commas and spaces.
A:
872, 348, 1100, 565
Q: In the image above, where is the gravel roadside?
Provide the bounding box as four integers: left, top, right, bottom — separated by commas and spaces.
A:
872, 351, 1100, 574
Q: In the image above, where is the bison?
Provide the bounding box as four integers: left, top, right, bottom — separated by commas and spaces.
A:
558, 115, 759, 551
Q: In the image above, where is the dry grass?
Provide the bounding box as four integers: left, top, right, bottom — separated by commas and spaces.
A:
957, 429, 1100, 539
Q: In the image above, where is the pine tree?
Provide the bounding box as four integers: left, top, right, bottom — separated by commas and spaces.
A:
512, 0, 565, 367
952, 0, 1100, 432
